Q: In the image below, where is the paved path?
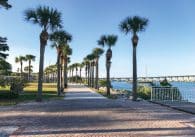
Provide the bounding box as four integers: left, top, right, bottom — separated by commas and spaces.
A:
0, 84, 195, 137
152, 101, 195, 114
64, 84, 106, 100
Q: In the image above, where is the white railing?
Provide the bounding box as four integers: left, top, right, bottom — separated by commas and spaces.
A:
151, 87, 184, 101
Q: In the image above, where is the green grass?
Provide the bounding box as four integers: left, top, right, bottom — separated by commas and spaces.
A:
0, 93, 63, 106
0, 83, 57, 93
0, 83, 63, 106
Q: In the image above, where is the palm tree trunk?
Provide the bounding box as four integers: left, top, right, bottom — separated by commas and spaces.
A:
28, 60, 31, 81
92, 62, 94, 88
80, 68, 82, 84
85, 65, 87, 84
20, 61, 23, 77
64, 57, 68, 88
37, 30, 48, 101
60, 60, 63, 92
76, 68, 78, 83
106, 60, 111, 96
89, 63, 92, 87
57, 53, 61, 96
132, 46, 137, 101
71, 69, 73, 82
95, 58, 99, 89
37, 44, 45, 101
87, 64, 90, 86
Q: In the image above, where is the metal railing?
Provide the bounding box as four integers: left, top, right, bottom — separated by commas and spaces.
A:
151, 87, 183, 101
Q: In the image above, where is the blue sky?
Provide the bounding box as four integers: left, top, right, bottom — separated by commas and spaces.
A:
1, 0, 195, 77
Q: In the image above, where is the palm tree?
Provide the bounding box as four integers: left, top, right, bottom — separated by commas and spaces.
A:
24, 65, 33, 73
83, 58, 90, 85
119, 16, 148, 101
78, 63, 84, 84
0, 0, 11, 9
98, 35, 117, 96
15, 56, 26, 76
68, 65, 73, 82
50, 64, 57, 82
93, 48, 104, 89
0, 37, 9, 59
61, 45, 72, 88
73, 63, 80, 83
25, 54, 35, 81
24, 6, 62, 101
86, 54, 95, 87
50, 30, 72, 95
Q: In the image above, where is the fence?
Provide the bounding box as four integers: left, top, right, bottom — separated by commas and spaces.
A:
151, 87, 184, 101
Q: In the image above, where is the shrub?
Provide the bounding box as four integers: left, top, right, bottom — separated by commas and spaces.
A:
160, 78, 172, 87
69, 76, 82, 83
0, 76, 7, 87
9, 77, 27, 95
137, 86, 151, 100
99, 80, 112, 88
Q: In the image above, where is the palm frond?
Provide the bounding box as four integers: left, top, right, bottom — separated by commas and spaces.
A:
0, 0, 11, 9
120, 16, 148, 34
92, 47, 104, 57
25, 6, 62, 31
0, 52, 8, 59
97, 35, 107, 47
106, 35, 118, 47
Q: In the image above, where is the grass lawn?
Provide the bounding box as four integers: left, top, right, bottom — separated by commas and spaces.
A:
0, 83, 64, 106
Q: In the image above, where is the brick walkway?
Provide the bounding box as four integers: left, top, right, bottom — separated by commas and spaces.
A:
0, 84, 194, 137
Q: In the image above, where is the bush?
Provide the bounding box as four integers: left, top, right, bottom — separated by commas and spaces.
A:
137, 86, 151, 100
9, 77, 27, 95
160, 78, 172, 87
0, 76, 7, 87
99, 80, 112, 88
69, 76, 82, 83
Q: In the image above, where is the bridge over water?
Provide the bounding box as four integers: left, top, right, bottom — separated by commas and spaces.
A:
99, 75, 195, 82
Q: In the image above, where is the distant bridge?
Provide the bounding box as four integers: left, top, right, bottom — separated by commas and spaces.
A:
99, 75, 195, 82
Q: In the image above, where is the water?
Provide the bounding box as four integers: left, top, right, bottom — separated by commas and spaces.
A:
111, 81, 195, 103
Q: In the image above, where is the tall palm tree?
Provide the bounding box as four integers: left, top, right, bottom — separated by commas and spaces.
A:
24, 6, 62, 101
61, 45, 72, 88
86, 54, 95, 87
98, 35, 117, 96
0, 0, 11, 9
73, 63, 80, 83
24, 65, 33, 73
15, 56, 26, 76
50, 30, 72, 95
0, 37, 9, 59
78, 62, 84, 83
25, 54, 36, 81
68, 65, 72, 82
93, 48, 104, 89
120, 16, 148, 101
83, 58, 90, 85
71, 64, 76, 82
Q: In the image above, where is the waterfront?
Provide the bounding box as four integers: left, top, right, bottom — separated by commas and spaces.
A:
112, 81, 195, 103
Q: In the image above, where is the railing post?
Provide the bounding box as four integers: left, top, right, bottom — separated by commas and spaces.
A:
171, 87, 174, 102
150, 87, 153, 101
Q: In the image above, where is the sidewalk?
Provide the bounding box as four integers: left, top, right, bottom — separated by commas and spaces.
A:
0, 83, 194, 137
64, 84, 106, 100
152, 101, 195, 114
